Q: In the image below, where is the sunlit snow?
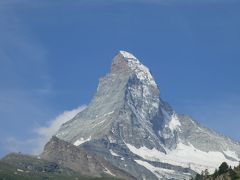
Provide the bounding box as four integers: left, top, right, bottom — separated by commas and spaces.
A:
223, 149, 239, 160
162, 109, 181, 133
126, 142, 239, 173
119, 50, 137, 60
103, 166, 116, 177
73, 136, 91, 146
109, 149, 120, 157
119, 50, 157, 87
135, 160, 176, 179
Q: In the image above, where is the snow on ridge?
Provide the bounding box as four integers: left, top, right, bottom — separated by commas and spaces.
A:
104, 111, 114, 117
162, 109, 181, 132
168, 114, 181, 132
223, 149, 239, 160
92, 119, 107, 128
103, 166, 116, 177
119, 50, 157, 87
96, 111, 114, 118
92, 111, 115, 128
119, 50, 137, 60
126, 142, 239, 174
135, 160, 176, 179
73, 136, 91, 146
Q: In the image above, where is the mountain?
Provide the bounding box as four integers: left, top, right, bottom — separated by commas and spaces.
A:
41, 51, 240, 180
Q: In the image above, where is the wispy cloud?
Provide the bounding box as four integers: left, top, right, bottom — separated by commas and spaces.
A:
0, 0, 54, 156
2, 106, 86, 155
33, 105, 86, 154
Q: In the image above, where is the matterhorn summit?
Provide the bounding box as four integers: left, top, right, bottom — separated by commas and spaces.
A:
41, 51, 240, 180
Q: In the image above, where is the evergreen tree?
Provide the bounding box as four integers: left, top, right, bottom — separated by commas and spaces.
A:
213, 169, 218, 178
195, 173, 203, 180
218, 162, 229, 175
229, 168, 238, 179
204, 169, 209, 176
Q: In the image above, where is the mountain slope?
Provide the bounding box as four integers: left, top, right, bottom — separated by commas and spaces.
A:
43, 51, 240, 180
0, 153, 118, 180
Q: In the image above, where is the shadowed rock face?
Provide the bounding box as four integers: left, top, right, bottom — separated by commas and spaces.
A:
43, 51, 240, 180
41, 136, 136, 179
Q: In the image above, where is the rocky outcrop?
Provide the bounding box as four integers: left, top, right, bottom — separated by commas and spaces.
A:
41, 136, 136, 179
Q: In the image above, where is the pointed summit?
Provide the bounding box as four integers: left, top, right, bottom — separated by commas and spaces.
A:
56, 50, 161, 148
111, 51, 157, 87
119, 50, 138, 60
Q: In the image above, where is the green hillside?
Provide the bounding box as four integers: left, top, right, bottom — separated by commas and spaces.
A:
0, 153, 118, 180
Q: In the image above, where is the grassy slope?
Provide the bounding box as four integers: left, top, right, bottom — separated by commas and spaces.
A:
0, 153, 118, 180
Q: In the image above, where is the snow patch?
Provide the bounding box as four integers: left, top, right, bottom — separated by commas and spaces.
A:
108, 136, 116, 143
120, 50, 137, 60
168, 114, 181, 132
93, 119, 107, 127
126, 142, 239, 174
110, 149, 120, 157
120, 51, 157, 87
135, 160, 175, 179
17, 169, 24, 172
93, 111, 114, 127
162, 110, 181, 132
73, 136, 91, 146
103, 166, 116, 177
223, 149, 239, 160
104, 111, 114, 117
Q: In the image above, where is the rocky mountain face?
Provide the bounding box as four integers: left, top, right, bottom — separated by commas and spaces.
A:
41, 136, 135, 179
42, 51, 240, 180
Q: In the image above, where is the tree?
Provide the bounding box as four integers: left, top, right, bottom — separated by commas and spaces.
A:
213, 169, 218, 178
218, 162, 229, 175
229, 168, 238, 179
195, 173, 203, 180
204, 169, 209, 176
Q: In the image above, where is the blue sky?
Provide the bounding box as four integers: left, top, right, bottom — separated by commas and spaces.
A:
0, 0, 240, 157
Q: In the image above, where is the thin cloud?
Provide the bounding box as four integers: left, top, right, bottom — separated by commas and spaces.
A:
33, 105, 86, 154
2, 106, 86, 155
0, 0, 54, 157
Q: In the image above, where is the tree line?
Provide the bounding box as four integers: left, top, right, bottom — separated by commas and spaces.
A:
192, 162, 240, 180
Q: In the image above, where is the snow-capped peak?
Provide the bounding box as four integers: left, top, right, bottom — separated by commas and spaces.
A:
54, 51, 240, 180
117, 51, 157, 87
119, 50, 138, 60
